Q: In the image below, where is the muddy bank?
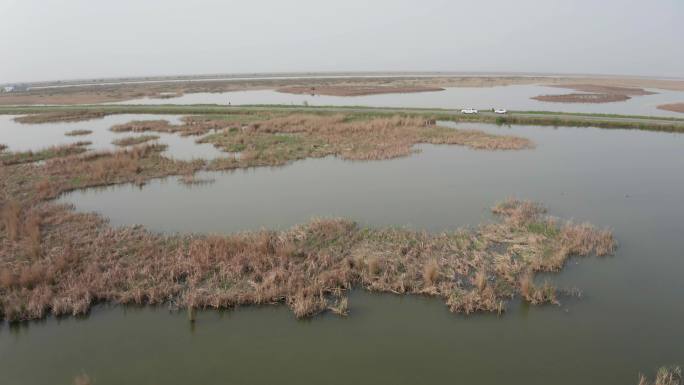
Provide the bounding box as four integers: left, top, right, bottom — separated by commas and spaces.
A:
657, 103, 684, 113
276, 85, 445, 97
532, 93, 631, 103
550, 84, 656, 96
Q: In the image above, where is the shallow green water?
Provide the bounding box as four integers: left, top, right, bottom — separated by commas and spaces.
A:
2, 122, 684, 384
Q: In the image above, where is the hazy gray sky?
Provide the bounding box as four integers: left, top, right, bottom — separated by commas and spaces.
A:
2, 0, 683, 83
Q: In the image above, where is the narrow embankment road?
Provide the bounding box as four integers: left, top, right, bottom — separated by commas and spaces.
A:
1, 104, 683, 132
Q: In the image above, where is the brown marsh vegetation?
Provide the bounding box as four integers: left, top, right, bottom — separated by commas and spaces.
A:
638, 367, 682, 385
0, 181, 615, 322
0, 142, 91, 166
199, 114, 533, 169
532, 93, 631, 103
658, 103, 684, 114
65, 129, 93, 137
111, 135, 160, 147
0, 111, 615, 322
14, 111, 109, 124
110, 116, 229, 137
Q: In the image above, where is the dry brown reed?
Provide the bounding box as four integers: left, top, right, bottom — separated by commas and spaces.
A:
0, 142, 91, 166
639, 367, 682, 385
65, 130, 93, 137
0, 113, 613, 323
14, 111, 108, 124
0, 195, 615, 321
198, 113, 533, 170
111, 135, 160, 147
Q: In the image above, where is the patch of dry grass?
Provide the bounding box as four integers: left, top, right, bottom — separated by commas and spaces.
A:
198, 114, 533, 170
110, 120, 173, 133
14, 111, 108, 124
639, 367, 682, 385
111, 135, 160, 147
0, 142, 91, 166
65, 130, 93, 137
0, 195, 615, 321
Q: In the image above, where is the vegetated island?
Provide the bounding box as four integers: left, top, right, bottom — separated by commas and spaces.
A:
532, 93, 631, 103
0, 111, 620, 322
657, 103, 684, 114
532, 83, 656, 104
64, 129, 93, 137
276, 85, 445, 96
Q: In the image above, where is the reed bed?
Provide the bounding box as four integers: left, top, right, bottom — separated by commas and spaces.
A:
14, 111, 109, 124
197, 114, 533, 170
65, 130, 93, 137
110, 117, 225, 137
178, 173, 216, 186
0, 111, 614, 323
111, 135, 160, 147
639, 367, 682, 385
0, 142, 91, 166
0, 196, 615, 321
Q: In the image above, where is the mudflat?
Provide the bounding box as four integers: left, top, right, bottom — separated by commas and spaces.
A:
276, 85, 445, 96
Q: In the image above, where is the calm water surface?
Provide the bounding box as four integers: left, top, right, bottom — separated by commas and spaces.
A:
2, 122, 684, 384
117, 85, 684, 117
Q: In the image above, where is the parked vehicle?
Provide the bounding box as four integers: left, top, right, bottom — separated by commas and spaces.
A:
494, 109, 507, 114
461, 108, 478, 114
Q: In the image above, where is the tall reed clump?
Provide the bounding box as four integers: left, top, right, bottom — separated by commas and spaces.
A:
1, 200, 22, 241
65, 130, 93, 137
111, 135, 160, 147
14, 111, 108, 124
0, 142, 91, 166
